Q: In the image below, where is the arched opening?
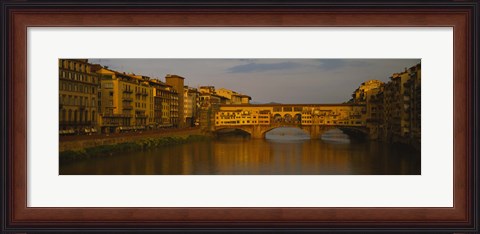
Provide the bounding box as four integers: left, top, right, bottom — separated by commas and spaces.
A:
337, 127, 368, 141
215, 128, 251, 138
273, 114, 282, 123
265, 127, 310, 141
284, 114, 293, 124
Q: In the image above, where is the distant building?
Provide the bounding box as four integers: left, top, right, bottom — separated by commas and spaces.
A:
351, 80, 384, 104
199, 86, 215, 95
216, 88, 252, 104
165, 74, 185, 128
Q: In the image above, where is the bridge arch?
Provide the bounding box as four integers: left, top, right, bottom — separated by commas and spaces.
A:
262, 126, 310, 139
214, 126, 253, 137
336, 126, 369, 140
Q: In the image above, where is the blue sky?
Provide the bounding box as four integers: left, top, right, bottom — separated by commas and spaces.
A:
89, 59, 420, 104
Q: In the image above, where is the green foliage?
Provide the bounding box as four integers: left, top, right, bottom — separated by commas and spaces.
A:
59, 135, 211, 163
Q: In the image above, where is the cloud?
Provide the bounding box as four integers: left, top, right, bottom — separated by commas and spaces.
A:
316, 59, 370, 71
227, 61, 303, 73
88, 58, 421, 104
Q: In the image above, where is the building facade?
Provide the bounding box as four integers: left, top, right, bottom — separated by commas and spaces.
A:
59, 59, 100, 135
95, 68, 154, 133
165, 74, 185, 128
216, 88, 252, 104
184, 86, 200, 127
356, 63, 421, 147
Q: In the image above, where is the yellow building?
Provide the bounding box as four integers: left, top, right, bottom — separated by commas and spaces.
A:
216, 88, 252, 104
199, 86, 215, 94
148, 79, 170, 127
349, 79, 385, 139
165, 74, 185, 128
94, 67, 153, 133
351, 79, 384, 104
215, 104, 366, 127
184, 86, 200, 127
59, 59, 100, 135
131, 75, 154, 129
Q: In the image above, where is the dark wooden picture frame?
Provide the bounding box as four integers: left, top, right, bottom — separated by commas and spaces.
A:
1, 0, 479, 232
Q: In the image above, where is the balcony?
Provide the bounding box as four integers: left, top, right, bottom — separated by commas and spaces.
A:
123, 89, 133, 93
123, 105, 133, 110
102, 114, 131, 118
123, 97, 133, 102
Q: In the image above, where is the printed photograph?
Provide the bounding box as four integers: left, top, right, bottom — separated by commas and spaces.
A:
59, 59, 421, 175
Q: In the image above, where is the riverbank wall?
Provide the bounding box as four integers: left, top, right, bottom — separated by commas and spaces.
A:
60, 127, 208, 152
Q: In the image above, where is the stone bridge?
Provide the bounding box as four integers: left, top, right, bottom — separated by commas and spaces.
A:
206, 104, 370, 139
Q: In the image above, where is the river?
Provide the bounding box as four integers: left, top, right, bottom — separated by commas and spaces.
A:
60, 128, 421, 175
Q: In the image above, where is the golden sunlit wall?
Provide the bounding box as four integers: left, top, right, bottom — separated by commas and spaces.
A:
215, 105, 366, 127
130, 75, 152, 128
166, 74, 185, 128
149, 80, 175, 127
95, 68, 156, 132
96, 68, 132, 133
184, 87, 200, 127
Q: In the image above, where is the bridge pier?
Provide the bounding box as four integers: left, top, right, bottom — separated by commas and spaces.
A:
251, 125, 264, 139
308, 125, 322, 139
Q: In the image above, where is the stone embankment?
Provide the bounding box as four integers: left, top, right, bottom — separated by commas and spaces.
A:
60, 127, 205, 151
59, 127, 211, 162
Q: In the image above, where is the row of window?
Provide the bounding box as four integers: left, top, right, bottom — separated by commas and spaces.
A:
60, 71, 97, 84
216, 120, 270, 125
300, 120, 364, 125
59, 60, 90, 73
214, 119, 366, 126
135, 102, 147, 108
59, 109, 96, 122
60, 95, 96, 107
60, 81, 96, 94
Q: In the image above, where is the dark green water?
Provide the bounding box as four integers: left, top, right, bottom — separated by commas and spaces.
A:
60, 132, 421, 175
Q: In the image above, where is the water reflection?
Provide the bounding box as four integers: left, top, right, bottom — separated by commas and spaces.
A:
321, 128, 351, 144
60, 133, 421, 175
